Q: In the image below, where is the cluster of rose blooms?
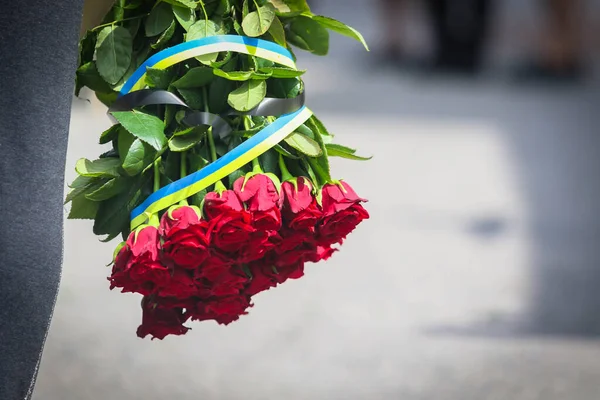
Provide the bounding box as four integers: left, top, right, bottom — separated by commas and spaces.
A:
109, 173, 368, 339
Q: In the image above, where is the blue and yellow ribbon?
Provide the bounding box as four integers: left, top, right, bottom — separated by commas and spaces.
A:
120, 35, 296, 95
120, 36, 312, 229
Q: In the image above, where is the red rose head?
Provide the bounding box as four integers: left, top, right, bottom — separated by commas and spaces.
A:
128, 225, 161, 259
158, 268, 198, 299
245, 262, 278, 296
109, 225, 169, 295
211, 210, 255, 253
320, 181, 367, 217
136, 297, 190, 340
203, 190, 244, 220
159, 205, 201, 237
318, 203, 370, 245
252, 208, 282, 231
234, 173, 280, 211
162, 219, 211, 270
282, 177, 313, 214
188, 296, 252, 325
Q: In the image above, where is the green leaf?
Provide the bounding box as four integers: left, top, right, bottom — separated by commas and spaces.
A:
242, 4, 276, 37
186, 20, 223, 64
100, 124, 120, 145
286, 16, 329, 55
85, 177, 129, 201
122, 139, 148, 176
163, 0, 197, 8
151, 20, 177, 49
208, 78, 235, 113
227, 80, 267, 112
326, 143, 372, 160
65, 177, 106, 204
78, 30, 97, 67
68, 196, 100, 220
118, 130, 149, 176
284, 132, 322, 156
213, 70, 253, 81
68, 175, 95, 189
96, 92, 119, 107
145, 2, 174, 37
146, 67, 175, 89
169, 126, 207, 152
177, 88, 205, 109
213, 69, 272, 81
311, 15, 369, 51
259, 149, 280, 174
268, 16, 286, 47
112, 46, 151, 91
242, 0, 250, 19
95, 26, 132, 85
267, 77, 303, 98
93, 175, 149, 238
304, 115, 331, 181
75, 158, 122, 178
76, 62, 113, 95
125, 17, 142, 37
172, 67, 215, 88
172, 5, 196, 31
295, 123, 315, 138
267, 0, 310, 16
111, 110, 167, 150
187, 19, 221, 40
259, 67, 305, 78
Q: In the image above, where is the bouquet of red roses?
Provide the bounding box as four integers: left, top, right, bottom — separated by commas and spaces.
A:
68, 0, 370, 339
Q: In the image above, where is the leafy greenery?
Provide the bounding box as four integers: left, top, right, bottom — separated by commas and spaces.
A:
72, 0, 370, 241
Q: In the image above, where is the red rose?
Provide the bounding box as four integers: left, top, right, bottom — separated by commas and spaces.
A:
281, 177, 313, 213
158, 268, 198, 299
161, 220, 211, 269
136, 298, 190, 340
274, 262, 305, 284
274, 229, 307, 253
320, 181, 367, 217
306, 245, 337, 263
198, 266, 248, 297
203, 190, 243, 220
189, 296, 252, 325
318, 203, 370, 245
211, 210, 255, 252
234, 174, 279, 211
245, 262, 278, 296
252, 208, 282, 231
109, 226, 169, 295
159, 205, 201, 237
274, 243, 316, 268
195, 253, 233, 281
287, 199, 322, 232
154, 296, 196, 310
237, 230, 273, 263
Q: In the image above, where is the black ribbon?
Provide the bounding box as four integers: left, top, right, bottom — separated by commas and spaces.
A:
108, 89, 306, 139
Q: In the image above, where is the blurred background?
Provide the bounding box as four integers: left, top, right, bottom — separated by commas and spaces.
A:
34, 0, 600, 399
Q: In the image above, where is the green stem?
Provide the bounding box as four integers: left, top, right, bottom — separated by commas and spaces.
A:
179, 154, 189, 206
307, 157, 328, 186
148, 213, 160, 227
214, 180, 227, 193
180, 154, 187, 179
153, 159, 161, 192
278, 154, 293, 181
252, 157, 262, 173
199, 0, 208, 21
202, 86, 218, 163
91, 14, 148, 31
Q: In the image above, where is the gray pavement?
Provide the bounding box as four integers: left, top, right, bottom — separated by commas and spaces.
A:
33, 1, 600, 399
